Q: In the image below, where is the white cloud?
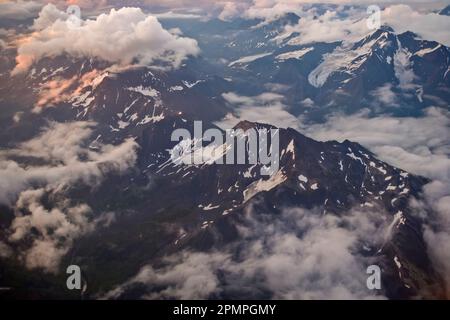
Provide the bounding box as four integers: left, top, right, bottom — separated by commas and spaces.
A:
0, 0, 42, 20
299, 107, 450, 181
102, 251, 228, 299
218, 1, 242, 21
153, 11, 204, 19
217, 92, 300, 129
370, 83, 398, 106
0, 121, 138, 205
9, 188, 94, 273
8, 187, 116, 273
12, 5, 200, 74
297, 107, 450, 296
413, 180, 450, 297
104, 205, 389, 299
0, 121, 135, 273
383, 4, 450, 47
275, 8, 368, 46
31, 1, 69, 30
271, 4, 450, 48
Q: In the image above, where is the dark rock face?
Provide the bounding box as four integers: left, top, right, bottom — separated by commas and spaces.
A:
439, 5, 450, 16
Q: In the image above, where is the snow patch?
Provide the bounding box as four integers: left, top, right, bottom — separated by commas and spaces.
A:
127, 86, 159, 98
182, 80, 204, 88
169, 85, 184, 92
298, 175, 308, 183
276, 47, 314, 61
414, 44, 441, 57
244, 170, 287, 202
229, 52, 273, 67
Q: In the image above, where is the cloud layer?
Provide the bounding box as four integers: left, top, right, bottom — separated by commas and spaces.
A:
0, 0, 42, 20
272, 4, 450, 47
217, 92, 300, 129
0, 121, 138, 205
297, 107, 450, 296
216, 96, 450, 296
104, 205, 388, 299
0, 121, 137, 272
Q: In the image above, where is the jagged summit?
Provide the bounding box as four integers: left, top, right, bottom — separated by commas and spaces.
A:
439, 5, 450, 16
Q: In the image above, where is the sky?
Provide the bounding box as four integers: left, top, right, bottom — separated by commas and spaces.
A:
1, 0, 449, 21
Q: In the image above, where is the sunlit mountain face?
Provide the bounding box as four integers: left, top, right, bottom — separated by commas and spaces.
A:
0, 1, 449, 300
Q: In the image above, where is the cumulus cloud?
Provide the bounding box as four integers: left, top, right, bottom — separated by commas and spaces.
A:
102, 251, 228, 299
269, 6, 368, 45
9, 188, 94, 272
12, 4, 200, 74
104, 205, 388, 299
30, 1, 70, 30
0, 121, 135, 273
218, 1, 244, 21
140, 2, 450, 48
0, 0, 42, 20
243, 0, 448, 19
7, 187, 116, 273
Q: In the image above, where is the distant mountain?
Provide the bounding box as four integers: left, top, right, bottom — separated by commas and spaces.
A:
158, 14, 450, 121
439, 5, 450, 16
307, 26, 450, 112
225, 25, 450, 119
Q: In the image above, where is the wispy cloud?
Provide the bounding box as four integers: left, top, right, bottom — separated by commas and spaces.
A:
298, 107, 450, 296
217, 92, 300, 129
104, 205, 389, 299
0, 121, 136, 273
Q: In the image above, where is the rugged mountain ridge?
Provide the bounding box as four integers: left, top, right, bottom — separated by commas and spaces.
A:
1, 102, 443, 298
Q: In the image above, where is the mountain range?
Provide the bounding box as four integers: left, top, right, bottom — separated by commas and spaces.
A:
0, 4, 449, 299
